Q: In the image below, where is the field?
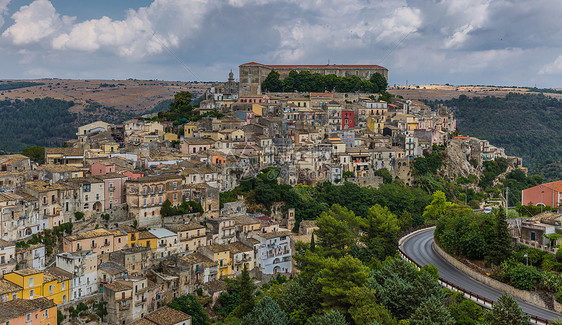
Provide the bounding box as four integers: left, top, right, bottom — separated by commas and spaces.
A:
0, 78, 211, 115
388, 84, 562, 101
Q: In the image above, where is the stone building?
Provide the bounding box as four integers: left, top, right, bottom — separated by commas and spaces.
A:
239, 62, 388, 95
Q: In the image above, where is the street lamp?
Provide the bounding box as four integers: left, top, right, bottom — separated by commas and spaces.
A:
524, 253, 528, 267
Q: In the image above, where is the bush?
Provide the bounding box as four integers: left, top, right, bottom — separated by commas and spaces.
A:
556, 249, 562, 263
75, 211, 84, 220
508, 263, 542, 291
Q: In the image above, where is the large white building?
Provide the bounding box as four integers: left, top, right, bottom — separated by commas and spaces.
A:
251, 231, 292, 274
56, 251, 98, 299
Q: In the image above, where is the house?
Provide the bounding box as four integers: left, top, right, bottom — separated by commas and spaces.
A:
62, 228, 127, 255
0, 278, 21, 301
90, 162, 116, 176
126, 175, 183, 227
130, 305, 192, 325
110, 246, 151, 276
165, 223, 207, 253
56, 251, 98, 300
178, 252, 217, 284
198, 244, 232, 279
99, 261, 128, 289
104, 277, 150, 324
0, 239, 16, 276
44, 147, 85, 166
63, 177, 106, 217
206, 217, 237, 244
0, 297, 57, 325
251, 231, 292, 275
522, 181, 562, 210
299, 220, 318, 235
519, 212, 562, 250
227, 241, 254, 274
96, 173, 128, 210
16, 243, 45, 271
148, 228, 180, 259
3, 267, 71, 303
180, 138, 216, 155
0, 154, 32, 173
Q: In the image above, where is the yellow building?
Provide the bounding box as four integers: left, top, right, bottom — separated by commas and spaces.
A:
42, 267, 72, 304
184, 123, 198, 138
199, 244, 232, 278
4, 268, 43, 299
123, 226, 158, 252
288, 98, 311, 108
164, 133, 179, 141
100, 140, 119, 154
4, 267, 72, 304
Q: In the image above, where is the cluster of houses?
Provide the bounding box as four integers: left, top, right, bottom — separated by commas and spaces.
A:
0, 67, 525, 324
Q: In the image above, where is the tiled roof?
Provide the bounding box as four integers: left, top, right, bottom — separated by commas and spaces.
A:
227, 241, 253, 254
43, 267, 72, 282
65, 228, 113, 241
0, 279, 22, 295
11, 268, 42, 276
0, 298, 55, 322
144, 306, 191, 325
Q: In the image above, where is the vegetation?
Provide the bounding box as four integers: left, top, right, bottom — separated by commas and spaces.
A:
428, 93, 562, 179
261, 70, 388, 94
0, 98, 77, 153
160, 199, 204, 217
21, 145, 45, 164
221, 167, 432, 231
0, 81, 44, 90
168, 294, 210, 325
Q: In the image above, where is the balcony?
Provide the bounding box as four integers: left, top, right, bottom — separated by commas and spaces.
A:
109, 187, 115, 192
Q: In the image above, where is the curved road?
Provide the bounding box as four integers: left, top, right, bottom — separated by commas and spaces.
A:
402, 228, 562, 321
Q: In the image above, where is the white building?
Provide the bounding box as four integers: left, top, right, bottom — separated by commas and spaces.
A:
56, 251, 98, 299
250, 231, 292, 274
148, 228, 180, 259
0, 239, 16, 276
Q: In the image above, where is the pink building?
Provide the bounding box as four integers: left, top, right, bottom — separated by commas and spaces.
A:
96, 173, 128, 210
91, 163, 116, 176
522, 181, 562, 209
180, 138, 216, 154
63, 228, 128, 255
122, 170, 144, 180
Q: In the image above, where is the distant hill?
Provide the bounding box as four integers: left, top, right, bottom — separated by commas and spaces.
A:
0, 79, 212, 153
428, 93, 562, 180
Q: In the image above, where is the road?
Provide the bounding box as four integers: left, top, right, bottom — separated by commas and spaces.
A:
401, 228, 562, 321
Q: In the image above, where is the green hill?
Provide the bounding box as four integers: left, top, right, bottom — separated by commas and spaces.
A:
429, 93, 562, 180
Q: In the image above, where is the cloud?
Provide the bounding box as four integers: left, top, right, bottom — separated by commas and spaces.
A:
539, 55, 562, 75
2, 0, 74, 45
0, 0, 10, 28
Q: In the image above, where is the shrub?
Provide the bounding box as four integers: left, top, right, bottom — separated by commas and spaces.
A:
508, 263, 542, 291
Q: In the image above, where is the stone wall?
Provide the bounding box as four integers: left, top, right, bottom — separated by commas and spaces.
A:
433, 239, 562, 313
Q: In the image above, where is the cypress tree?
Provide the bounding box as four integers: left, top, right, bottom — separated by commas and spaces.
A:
487, 210, 513, 266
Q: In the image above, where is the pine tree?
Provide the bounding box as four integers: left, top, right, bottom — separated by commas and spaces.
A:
306, 310, 349, 325
236, 264, 256, 317
485, 292, 530, 325
242, 296, 290, 325
310, 231, 316, 253
487, 211, 513, 266
408, 295, 455, 325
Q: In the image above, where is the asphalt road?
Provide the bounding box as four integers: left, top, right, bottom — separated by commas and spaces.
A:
401, 228, 562, 321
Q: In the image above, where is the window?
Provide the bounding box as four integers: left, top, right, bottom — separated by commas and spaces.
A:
84, 184, 91, 192
62, 282, 65, 290
49, 285, 53, 294
29, 277, 34, 287
531, 231, 536, 241
44, 309, 48, 318
27, 314, 31, 322
29, 289, 34, 298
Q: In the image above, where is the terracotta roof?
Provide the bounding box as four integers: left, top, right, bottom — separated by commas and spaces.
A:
227, 241, 253, 254
139, 231, 157, 240
43, 267, 72, 282
10, 268, 42, 276
165, 223, 205, 233
65, 228, 113, 241
255, 231, 292, 240
240, 62, 387, 69
0, 279, 22, 295
144, 306, 191, 325
203, 244, 230, 253
104, 280, 133, 292
0, 298, 55, 322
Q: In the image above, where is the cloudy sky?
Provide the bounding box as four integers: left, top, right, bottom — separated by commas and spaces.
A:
0, 0, 561, 87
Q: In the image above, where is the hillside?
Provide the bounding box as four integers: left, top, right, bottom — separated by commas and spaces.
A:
0, 78, 210, 113
0, 79, 212, 153
428, 93, 562, 180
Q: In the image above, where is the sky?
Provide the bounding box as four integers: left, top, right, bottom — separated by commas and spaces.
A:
0, 0, 561, 87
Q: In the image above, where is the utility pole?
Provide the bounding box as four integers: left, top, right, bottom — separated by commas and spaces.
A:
506, 187, 509, 218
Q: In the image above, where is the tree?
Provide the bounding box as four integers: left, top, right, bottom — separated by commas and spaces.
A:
361, 204, 400, 260
317, 255, 370, 311
161, 199, 175, 217
243, 296, 290, 325
485, 292, 530, 325
315, 205, 361, 258
168, 294, 210, 325
276, 273, 322, 320
237, 264, 256, 316
369, 73, 388, 93
171, 91, 193, 112
423, 191, 451, 222
507, 263, 541, 291
374, 168, 393, 184
262, 70, 283, 92
487, 211, 513, 266
408, 295, 455, 325
22, 146, 45, 164
306, 310, 349, 325
347, 286, 397, 325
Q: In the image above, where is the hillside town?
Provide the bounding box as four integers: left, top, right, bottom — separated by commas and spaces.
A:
0, 62, 547, 325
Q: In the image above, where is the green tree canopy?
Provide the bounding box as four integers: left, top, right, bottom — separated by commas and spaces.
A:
485, 292, 530, 325
242, 296, 290, 325
22, 145, 45, 164
168, 294, 210, 325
